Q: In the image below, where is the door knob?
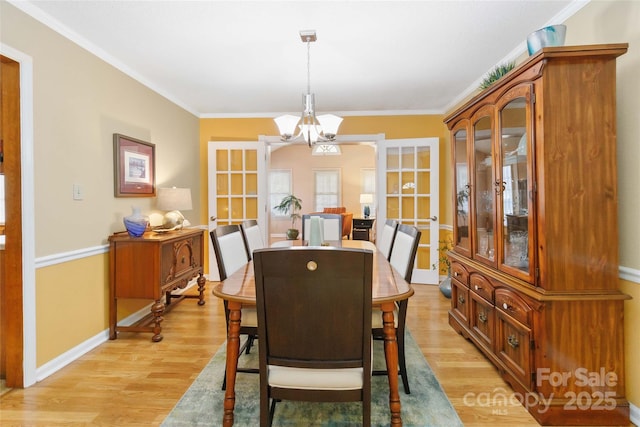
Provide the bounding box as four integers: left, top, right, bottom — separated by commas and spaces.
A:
210, 216, 217, 221
429, 216, 438, 221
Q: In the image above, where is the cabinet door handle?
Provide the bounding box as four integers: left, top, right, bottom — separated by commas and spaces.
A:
507, 334, 519, 349
458, 295, 465, 304
479, 311, 487, 323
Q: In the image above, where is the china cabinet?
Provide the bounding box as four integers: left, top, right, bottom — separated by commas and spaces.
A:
444, 44, 629, 425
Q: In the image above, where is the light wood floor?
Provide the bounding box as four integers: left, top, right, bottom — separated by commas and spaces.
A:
0, 284, 545, 426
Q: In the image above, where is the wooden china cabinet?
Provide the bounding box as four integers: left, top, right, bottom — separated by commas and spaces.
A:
444, 44, 629, 426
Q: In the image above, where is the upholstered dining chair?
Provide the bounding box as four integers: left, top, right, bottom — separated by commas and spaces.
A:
372, 223, 421, 394
210, 224, 258, 389
377, 219, 399, 260
253, 246, 373, 427
301, 213, 343, 242
240, 219, 265, 259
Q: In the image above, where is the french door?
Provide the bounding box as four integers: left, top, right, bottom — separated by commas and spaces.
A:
378, 138, 440, 284
207, 141, 266, 280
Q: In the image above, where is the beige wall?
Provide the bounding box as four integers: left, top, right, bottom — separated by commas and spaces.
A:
1, 3, 201, 365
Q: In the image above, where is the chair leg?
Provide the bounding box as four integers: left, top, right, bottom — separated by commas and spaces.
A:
268, 398, 278, 427
397, 328, 410, 394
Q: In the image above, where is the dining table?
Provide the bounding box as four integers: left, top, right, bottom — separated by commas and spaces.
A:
211, 239, 414, 426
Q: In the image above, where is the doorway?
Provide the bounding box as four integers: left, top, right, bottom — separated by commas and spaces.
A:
1, 54, 23, 388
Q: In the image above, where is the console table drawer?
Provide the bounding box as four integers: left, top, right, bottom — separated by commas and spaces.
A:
495, 288, 532, 327
450, 261, 469, 286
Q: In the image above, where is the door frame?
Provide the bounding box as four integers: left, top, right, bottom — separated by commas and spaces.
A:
1, 43, 37, 387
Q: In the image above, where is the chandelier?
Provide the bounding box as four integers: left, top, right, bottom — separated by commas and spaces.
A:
274, 30, 343, 146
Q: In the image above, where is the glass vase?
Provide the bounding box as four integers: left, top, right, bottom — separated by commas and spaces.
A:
123, 207, 149, 237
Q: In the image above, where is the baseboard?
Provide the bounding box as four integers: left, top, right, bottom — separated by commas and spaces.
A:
631, 401, 639, 426
34, 280, 198, 383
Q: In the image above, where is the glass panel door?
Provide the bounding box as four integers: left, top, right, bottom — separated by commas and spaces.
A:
379, 138, 439, 284
497, 85, 535, 282
452, 122, 471, 257
208, 141, 265, 280
472, 108, 496, 266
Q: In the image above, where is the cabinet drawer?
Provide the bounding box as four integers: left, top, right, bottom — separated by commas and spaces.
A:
469, 273, 494, 302
451, 280, 470, 326
470, 292, 494, 351
496, 310, 533, 388
450, 261, 469, 286
161, 235, 203, 286
495, 288, 532, 327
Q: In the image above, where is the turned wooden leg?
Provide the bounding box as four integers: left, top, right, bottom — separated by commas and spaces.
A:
197, 273, 206, 306
223, 301, 242, 426
151, 300, 165, 342
381, 302, 402, 426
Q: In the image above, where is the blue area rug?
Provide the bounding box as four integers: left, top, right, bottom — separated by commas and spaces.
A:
162, 331, 462, 426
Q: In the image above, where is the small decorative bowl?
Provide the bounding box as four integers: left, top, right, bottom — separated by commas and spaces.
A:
527, 25, 567, 55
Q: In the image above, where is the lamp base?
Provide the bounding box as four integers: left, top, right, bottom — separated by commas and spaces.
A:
363, 205, 370, 218
162, 210, 185, 230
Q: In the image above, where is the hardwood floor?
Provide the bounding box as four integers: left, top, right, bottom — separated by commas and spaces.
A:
0, 283, 544, 426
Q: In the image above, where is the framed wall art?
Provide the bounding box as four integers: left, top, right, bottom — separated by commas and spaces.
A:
113, 133, 156, 197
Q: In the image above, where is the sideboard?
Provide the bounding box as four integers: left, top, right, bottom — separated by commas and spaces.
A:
108, 227, 206, 342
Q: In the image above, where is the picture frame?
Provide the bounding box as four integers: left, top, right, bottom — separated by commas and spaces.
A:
113, 133, 156, 197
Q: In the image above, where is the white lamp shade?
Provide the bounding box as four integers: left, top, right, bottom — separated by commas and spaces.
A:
360, 193, 373, 204
157, 187, 192, 211
274, 114, 301, 137
317, 114, 343, 136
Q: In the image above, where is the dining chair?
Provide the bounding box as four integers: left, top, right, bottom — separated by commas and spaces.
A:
372, 223, 421, 394
301, 213, 343, 242
240, 219, 265, 259
210, 224, 258, 389
253, 246, 373, 427
377, 219, 399, 259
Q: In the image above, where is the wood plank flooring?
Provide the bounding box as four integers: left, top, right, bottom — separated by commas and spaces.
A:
0, 283, 543, 426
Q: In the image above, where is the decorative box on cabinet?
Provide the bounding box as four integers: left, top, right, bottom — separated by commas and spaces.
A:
108, 228, 206, 342
444, 44, 630, 426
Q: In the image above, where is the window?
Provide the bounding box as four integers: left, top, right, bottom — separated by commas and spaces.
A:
269, 169, 291, 217
314, 169, 340, 211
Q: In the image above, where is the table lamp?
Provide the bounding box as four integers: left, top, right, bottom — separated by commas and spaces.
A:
360, 193, 373, 218
157, 187, 192, 230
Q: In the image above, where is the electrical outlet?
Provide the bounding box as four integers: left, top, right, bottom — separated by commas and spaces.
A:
73, 183, 84, 200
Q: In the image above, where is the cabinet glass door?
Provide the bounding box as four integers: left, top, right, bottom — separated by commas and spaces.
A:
452, 122, 471, 257
497, 86, 534, 282
472, 110, 496, 265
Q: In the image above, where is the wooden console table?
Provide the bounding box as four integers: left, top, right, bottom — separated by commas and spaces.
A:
108, 227, 206, 342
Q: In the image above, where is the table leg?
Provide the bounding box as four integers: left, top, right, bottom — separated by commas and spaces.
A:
223, 301, 242, 426
197, 273, 206, 305
381, 301, 402, 426
151, 300, 165, 342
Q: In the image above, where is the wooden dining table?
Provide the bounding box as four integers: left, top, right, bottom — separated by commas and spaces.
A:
211, 239, 414, 426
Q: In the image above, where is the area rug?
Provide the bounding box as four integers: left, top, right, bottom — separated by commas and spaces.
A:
162, 331, 462, 426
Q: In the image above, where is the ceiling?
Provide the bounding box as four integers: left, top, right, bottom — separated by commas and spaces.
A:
14, 0, 579, 118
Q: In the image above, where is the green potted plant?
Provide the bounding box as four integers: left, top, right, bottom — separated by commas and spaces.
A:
432, 238, 453, 298
273, 194, 303, 240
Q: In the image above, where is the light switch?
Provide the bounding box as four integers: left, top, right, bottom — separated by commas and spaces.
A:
73, 183, 84, 200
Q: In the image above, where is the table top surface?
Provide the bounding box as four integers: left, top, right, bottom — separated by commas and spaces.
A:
212, 240, 414, 305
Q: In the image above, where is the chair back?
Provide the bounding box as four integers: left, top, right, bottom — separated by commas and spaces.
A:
254, 247, 373, 369
241, 219, 265, 259
301, 213, 343, 242
377, 219, 399, 259
210, 224, 250, 281
389, 224, 421, 282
